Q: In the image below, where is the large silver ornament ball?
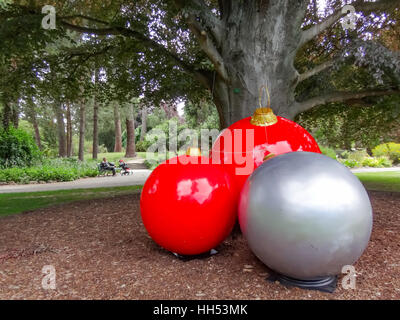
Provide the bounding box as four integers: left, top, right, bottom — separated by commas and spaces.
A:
238, 152, 373, 280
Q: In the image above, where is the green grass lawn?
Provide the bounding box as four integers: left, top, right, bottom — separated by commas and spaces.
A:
0, 185, 142, 217
355, 171, 400, 192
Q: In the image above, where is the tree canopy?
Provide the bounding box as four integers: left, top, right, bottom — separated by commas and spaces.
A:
0, 0, 399, 133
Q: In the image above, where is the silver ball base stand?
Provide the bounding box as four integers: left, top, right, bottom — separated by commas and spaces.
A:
268, 272, 338, 293
171, 249, 218, 262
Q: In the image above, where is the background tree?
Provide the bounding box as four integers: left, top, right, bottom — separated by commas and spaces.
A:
78, 93, 86, 161
125, 102, 136, 158
140, 106, 147, 142
113, 101, 123, 152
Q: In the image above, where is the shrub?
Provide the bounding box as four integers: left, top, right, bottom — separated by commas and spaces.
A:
339, 159, 360, 168
372, 142, 400, 164
144, 159, 159, 170
338, 150, 350, 159
0, 158, 98, 184
136, 140, 152, 152
320, 146, 337, 160
361, 157, 392, 168
0, 127, 41, 168
348, 150, 369, 163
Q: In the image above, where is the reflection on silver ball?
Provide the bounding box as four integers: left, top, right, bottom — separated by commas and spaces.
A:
238, 152, 373, 280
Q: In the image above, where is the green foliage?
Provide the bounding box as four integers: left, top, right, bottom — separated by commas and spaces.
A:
337, 149, 392, 168
297, 96, 400, 152
85, 142, 108, 154
147, 108, 169, 131
361, 156, 392, 168
99, 128, 115, 153
143, 159, 159, 170
0, 126, 42, 168
320, 146, 337, 160
144, 118, 193, 151
347, 150, 370, 163
0, 158, 98, 184
41, 147, 59, 158
339, 159, 360, 168
372, 142, 400, 164
184, 100, 219, 130
136, 140, 152, 152
338, 150, 351, 159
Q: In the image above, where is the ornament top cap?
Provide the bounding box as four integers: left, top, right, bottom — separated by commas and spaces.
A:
250, 107, 278, 126
186, 147, 201, 157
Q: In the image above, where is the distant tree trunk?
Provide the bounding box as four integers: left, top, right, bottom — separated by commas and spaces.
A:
125, 104, 136, 158
92, 95, 99, 159
92, 69, 99, 160
55, 103, 67, 157
66, 103, 73, 157
113, 101, 123, 152
32, 118, 42, 150
78, 98, 86, 162
140, 106, 147, 142
27, 99, 42, 150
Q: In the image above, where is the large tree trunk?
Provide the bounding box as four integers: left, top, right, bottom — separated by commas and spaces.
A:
211, 2, 307, 127
27, 100, 42, 150
55, 103, 67, 158
66, 103, 73, 157
125, 104, 136, 158
78, 98, 86, 162
113, 101, 123, 152
140, 106, 147, 142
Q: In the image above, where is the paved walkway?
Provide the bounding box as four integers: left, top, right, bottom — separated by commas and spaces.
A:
0, 170, 152, 194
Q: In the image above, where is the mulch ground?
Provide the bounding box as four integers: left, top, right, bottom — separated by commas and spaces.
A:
0, 190, 399, 300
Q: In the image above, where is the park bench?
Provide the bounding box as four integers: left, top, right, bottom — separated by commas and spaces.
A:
97, 162, 121, 176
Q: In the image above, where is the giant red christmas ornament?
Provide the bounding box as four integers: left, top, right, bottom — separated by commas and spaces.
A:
210, 107, 321, 194
140, 148, 237, 255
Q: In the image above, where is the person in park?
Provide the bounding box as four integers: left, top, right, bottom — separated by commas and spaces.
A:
100, 158, 116, 176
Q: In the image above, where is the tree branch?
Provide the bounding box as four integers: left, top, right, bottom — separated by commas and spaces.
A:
60, 14, 110, 26
299, 0, 400, 48
296, 59, 337, 84
60, 20, 215, 91
173, 0, 228, 83
184, 14, 229, 83
293, 89, 400, 116
60, 21, 201, 77
177, 0, 224, 45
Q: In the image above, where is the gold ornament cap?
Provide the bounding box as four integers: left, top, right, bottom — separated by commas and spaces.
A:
250, 107, 278, 126
263, 153, 276, 161
186, 147, 201, 157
